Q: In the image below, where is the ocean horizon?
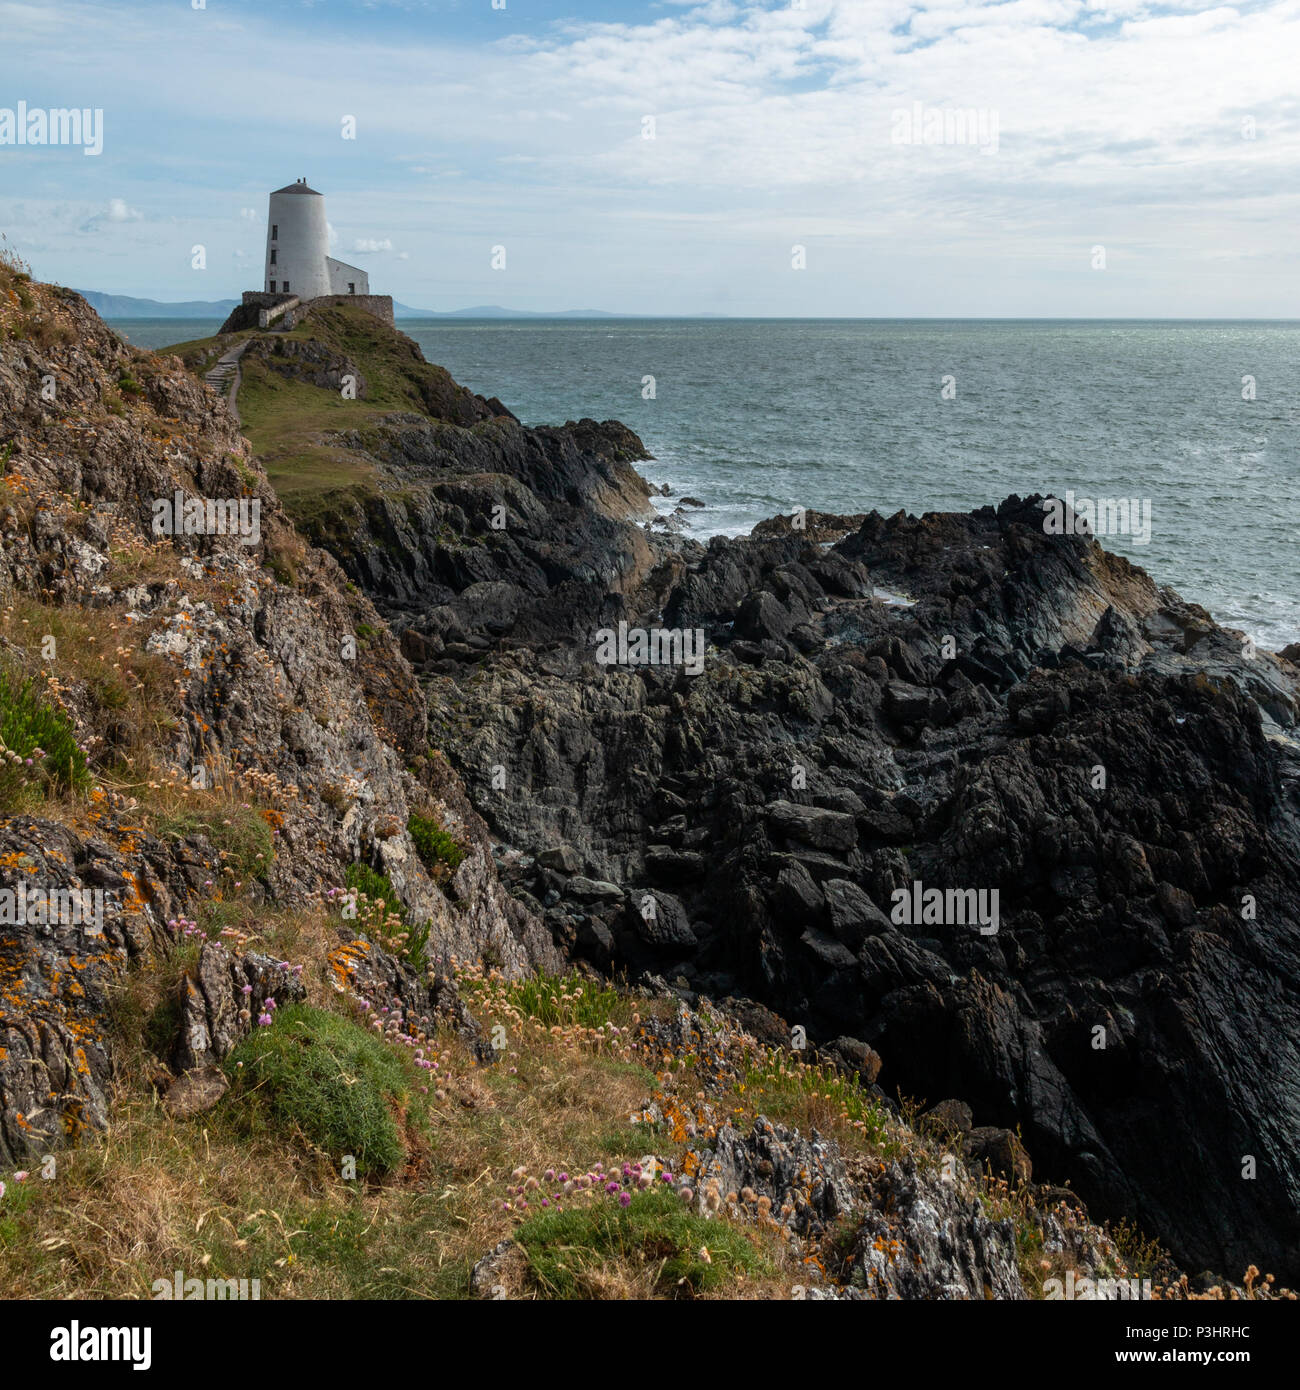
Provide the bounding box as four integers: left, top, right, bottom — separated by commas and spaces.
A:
118, 315, 1300, 653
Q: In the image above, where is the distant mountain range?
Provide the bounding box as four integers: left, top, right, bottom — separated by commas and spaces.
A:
72, 291, 636, 320
74, 292, 240, 319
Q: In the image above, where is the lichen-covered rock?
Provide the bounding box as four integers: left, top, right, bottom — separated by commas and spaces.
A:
634, 999, 751, 1091
163, 1065, 228, 1118
838, 1157, 1027, 1300
0, 815, 178, 1165
174, 943, 306, 1070
326, 930, 489, 1061
684, 1115, 855, 1239
470, 1238, 517, 1298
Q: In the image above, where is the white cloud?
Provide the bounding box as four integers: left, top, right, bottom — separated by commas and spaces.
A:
4, 0, 1299, 313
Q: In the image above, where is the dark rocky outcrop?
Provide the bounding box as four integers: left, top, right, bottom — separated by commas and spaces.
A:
391, 492, 1300, 1281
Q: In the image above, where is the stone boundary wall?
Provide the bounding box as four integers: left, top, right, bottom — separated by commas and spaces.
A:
281, 294, 394, 329
218, 292, 298, 335
218, 292, 394, 336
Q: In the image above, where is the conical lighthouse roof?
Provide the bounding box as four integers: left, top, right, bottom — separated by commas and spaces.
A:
271, 180, 322, 196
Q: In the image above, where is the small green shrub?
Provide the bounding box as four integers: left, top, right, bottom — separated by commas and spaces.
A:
344, 861, 402, 919
342, 861, 432, 970
223, 1004, 411, 1178
517, 1185, 768, 1298
0, 666, 90, 809
408, 811, 465, 877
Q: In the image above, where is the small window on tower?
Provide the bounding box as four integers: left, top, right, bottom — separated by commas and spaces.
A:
270, 249, 277, 265
269, 281, 276, 293
283, 282, 289, 292
348, 282, 355, 294
271, 225, 278, 241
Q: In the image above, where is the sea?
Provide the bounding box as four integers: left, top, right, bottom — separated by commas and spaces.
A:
116, 317, 1300, 652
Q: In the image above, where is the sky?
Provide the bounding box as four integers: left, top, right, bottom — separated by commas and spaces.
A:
1, 0, 1298, 315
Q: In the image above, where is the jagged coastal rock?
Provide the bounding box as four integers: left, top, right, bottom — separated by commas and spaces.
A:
3, 277, 1298, 1294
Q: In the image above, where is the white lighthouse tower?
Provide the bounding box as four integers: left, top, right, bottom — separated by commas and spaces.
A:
264, 178, 369, 299
222, 177, 388, 334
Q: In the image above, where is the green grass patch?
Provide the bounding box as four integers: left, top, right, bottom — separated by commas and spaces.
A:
153, 802, 274, 881
272, 303, 485, 423
516, 1184, 769, 1298
343, 861, 430, 970
493, 970, 624, 1031
170, 304, 492, 526
223, 1004, 414, 1178
742, 1055, 888, 1138
0, 1172, 39, 1250
344, 861, 403, 919
237, 357, 381, 490
0, 664, 91, 810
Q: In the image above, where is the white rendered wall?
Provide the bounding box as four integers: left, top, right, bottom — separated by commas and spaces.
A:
326, 258, 370, 295
265, 191, 331, 300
